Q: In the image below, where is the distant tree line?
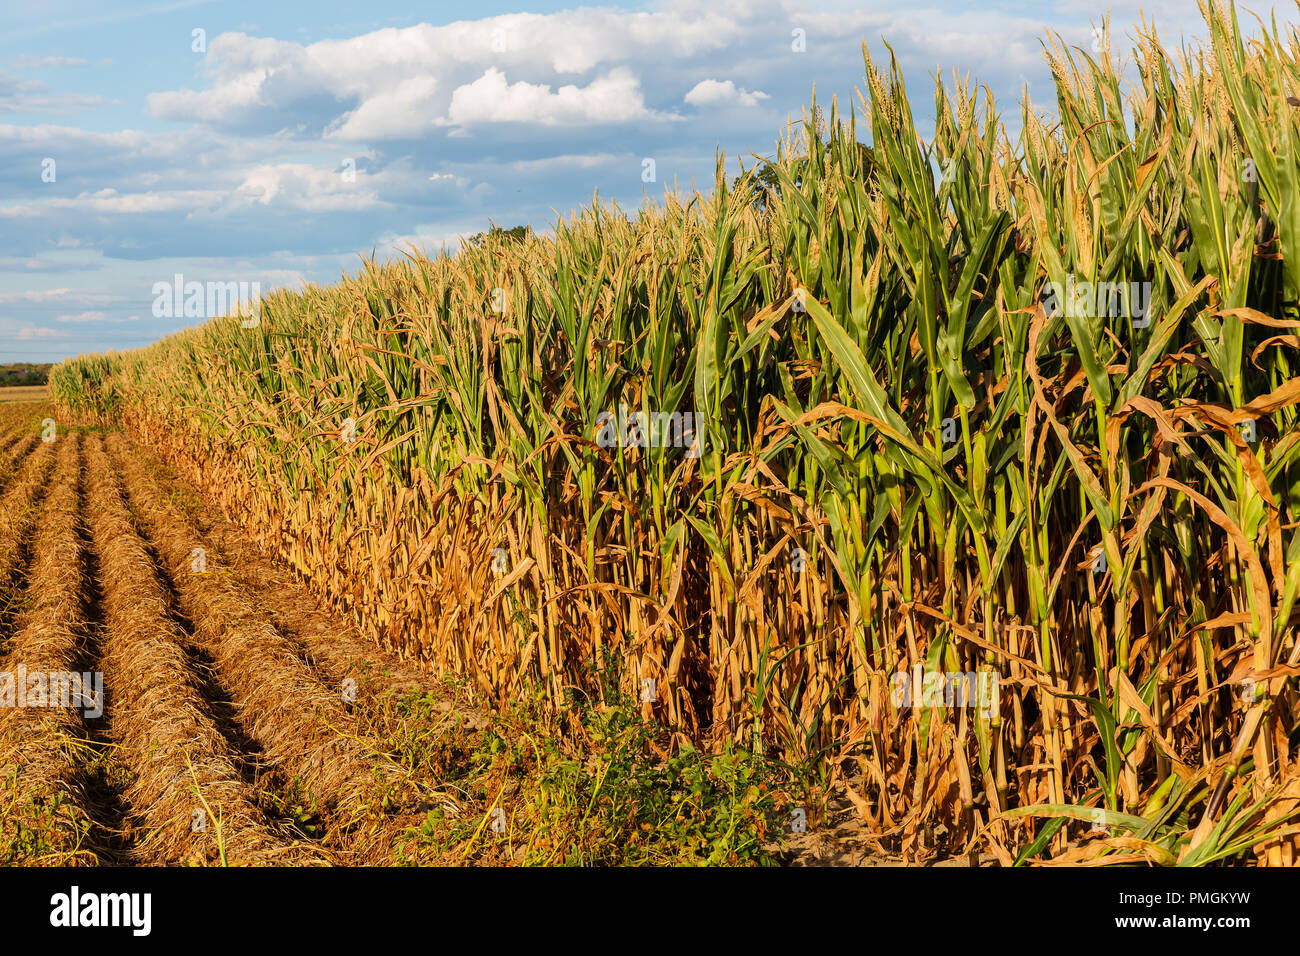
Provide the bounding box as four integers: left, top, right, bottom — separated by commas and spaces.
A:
465, 224, 532, 247
0, 363, 51, 387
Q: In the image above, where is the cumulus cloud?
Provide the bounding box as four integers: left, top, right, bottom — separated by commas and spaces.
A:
145, 9, 739, 138
328, 76, 441, 140
0, 190, 224, 218
507, 152, 623, 175
0, 288, 117, 305
137, 1, 1205, 148
0, 81, 109, 114
0, 122, 146, 152
684, 79, 770, 108
227, 163, 389, 212
445, 67, 672, 128
373, 230, 473, 259
14, 326, 68, 340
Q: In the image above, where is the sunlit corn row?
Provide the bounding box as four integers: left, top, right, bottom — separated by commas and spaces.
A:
52, 2, 1300, 863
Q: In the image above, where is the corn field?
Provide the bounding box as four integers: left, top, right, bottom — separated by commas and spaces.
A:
50, 2, 1300, 864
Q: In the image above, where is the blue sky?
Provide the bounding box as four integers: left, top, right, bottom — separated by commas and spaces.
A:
0, 0, 1289, 362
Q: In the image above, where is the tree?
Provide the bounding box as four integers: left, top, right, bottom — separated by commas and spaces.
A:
465, 224, 531, 247
732, 140, 873, 211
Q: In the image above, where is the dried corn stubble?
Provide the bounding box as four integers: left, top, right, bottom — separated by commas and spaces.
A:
0, 441, 55, 595
105, 435, 454, 860
85, 434, 328, 866
118, 435, 490, 736
0, 434, 103, 864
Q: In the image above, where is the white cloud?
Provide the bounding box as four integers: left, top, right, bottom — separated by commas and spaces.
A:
145, 10, 738, 137
0, 190, 223, 217
0, 288, 117, 305
507, 152, 622, 175
327, 76, 441, 140
684, 79, 770, 108
14, 326, 67, 340
0, 288, 74, 303
0, 87, 111, 114
0, 123, 146, 150
147, 66, 273, 126
55, 311, 106, 323
373, 229, 472, 259
445, 67, 671, 128
227, 163, 387, 212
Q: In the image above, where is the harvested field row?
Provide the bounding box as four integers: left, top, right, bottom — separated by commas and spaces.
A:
0, 431, 29, 464
119, 434, 490, 740
105, 433, 458, 862
0, 440, 55, 636
0, 434, 39, 474
0, 434, 105, 865
0, 412, 478, 865
84, 435, 331, 866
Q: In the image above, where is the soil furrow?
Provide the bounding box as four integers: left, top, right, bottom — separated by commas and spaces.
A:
66, 460, 138, 868
0, 433, 36, 473
0, 438, 52, 568
119, 502, 334, 840
105, 433, 451, 862
0, 434, 107, 865
117, 432, 489, 735
0, 440, 58, 652
84, 434, 331, 866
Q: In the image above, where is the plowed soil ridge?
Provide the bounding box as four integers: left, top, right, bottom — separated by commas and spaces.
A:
0, 409, 474, 866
